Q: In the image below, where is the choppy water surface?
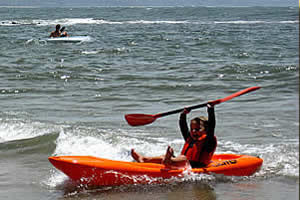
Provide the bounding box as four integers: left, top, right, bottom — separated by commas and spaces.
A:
0, 6, 298, 200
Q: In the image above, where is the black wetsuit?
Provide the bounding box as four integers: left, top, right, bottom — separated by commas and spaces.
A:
179, 106, 216, 168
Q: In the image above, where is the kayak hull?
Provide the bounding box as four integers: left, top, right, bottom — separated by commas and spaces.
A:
49, 154, 262, 186
46, 36, 91, 42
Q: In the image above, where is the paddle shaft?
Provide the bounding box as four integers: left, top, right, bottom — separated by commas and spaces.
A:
154, 86, 260, 118
155, 102, 207, 118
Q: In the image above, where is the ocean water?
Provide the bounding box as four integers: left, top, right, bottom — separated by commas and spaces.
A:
0, 6, 298, 200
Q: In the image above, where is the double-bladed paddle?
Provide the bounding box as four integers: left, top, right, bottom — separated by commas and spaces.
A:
125, 86, 260, 126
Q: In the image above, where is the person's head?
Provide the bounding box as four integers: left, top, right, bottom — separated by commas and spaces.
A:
190, 116, 208, 139
56, 24, 61, 31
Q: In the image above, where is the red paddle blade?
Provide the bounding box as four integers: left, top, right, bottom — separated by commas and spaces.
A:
125, 114, 157, 126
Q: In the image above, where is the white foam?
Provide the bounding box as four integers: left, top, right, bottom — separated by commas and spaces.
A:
0, 118, 59, 143
52, 128, 168, 161
126, 20, 188, 24
217, 140, 299, 178
81, 50, 99, 55
43, 169, 68, 189
54, 130, 116, 157
1, 18, 190, 26
214, 20, 299, 24
1, 18, 298, 27
215, 20, 265, 24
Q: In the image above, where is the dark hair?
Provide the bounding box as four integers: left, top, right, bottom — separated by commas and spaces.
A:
60, 27, 65, 32
56, 24, 61, 30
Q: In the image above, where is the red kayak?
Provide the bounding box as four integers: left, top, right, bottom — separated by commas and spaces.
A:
49, 154, 263, 186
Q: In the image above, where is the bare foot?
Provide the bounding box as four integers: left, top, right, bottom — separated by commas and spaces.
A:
131, 149, 144, 163
162, 148, 191, 170
162, 146, 174, 166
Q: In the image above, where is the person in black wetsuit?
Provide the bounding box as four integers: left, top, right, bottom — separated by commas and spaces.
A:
131, 104, 217, 169
179, 104, 217, 168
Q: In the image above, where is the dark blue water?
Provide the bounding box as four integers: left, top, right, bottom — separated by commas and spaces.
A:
0, 6, 298, 200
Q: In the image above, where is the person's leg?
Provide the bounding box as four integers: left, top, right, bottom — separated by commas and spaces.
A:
131, 149, 164, 163
163, 146, 190, 169
132, 147, 190, 169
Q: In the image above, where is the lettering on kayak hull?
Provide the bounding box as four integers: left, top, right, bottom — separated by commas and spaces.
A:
210, 159, 237, 167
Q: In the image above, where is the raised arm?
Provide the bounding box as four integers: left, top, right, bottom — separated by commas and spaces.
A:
206, 104, 215, 138
179, 108, 190, 141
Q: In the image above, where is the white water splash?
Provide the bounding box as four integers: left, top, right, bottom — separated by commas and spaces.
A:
0, 118, 59, 143
2, 18, 298, 27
